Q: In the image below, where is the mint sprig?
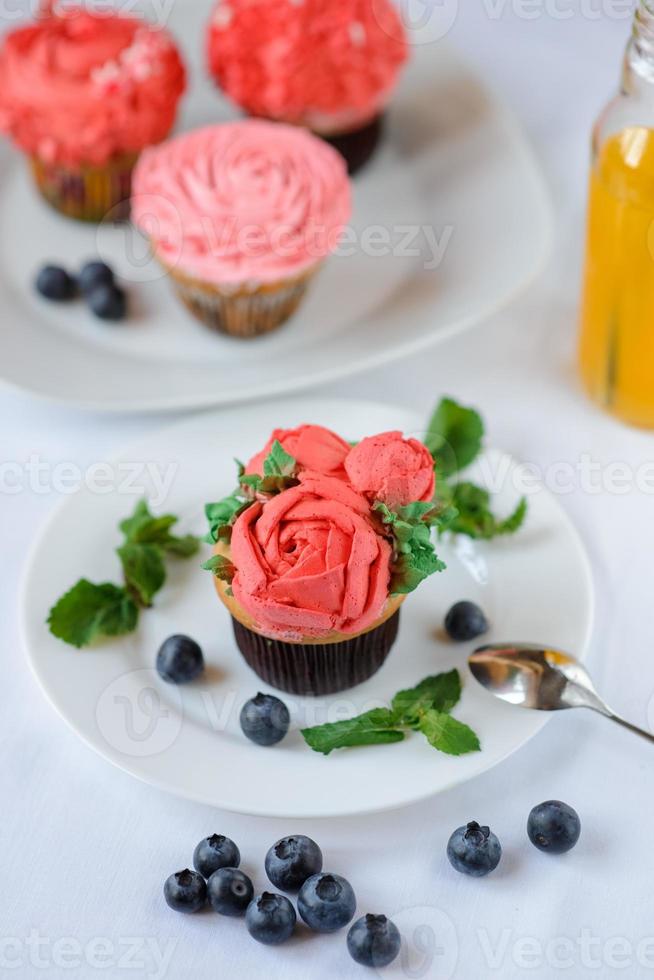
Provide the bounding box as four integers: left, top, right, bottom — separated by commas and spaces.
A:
440, 482, 528, 540
205, 442, 299, 547
301, 669, 480, 757
47, 580, 138, 649
426, 397, 527, 540
47, 501, 200, 649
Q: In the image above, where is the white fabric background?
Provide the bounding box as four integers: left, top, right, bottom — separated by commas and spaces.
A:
3, 3, 654, 978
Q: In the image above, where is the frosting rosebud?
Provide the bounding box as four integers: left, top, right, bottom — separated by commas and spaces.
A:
231, 472, 391, 637
345, 431, 435, 508
246, 425, 351, 481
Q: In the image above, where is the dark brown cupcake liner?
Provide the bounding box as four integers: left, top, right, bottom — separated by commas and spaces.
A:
232, 610, 401, 696
169, 270, 313, 337
30, 153, 136, 223
322, 114, 384, 175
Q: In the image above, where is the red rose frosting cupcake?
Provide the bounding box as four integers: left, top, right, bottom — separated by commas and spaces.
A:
204, 423, 445, 695
0, 5, 185, 222
131, 120, 351, 338
206, 0, 408, 173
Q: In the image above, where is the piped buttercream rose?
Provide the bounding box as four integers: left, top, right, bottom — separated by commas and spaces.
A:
131, 120, 351, 286
345, 431, 435, 509
246, 425, 351, 481
230, 472, 391, 637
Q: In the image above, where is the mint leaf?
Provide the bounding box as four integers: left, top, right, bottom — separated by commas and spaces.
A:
202, 554, 236, 584
444, 482, 527, 540
263, 440, 296, 478
163, 534, 200, 558
425, 398, 484, 477
120, 500, 200, 557
392, 669, 461, 723
417, 710, 481, 755
301, 708, 404, 755
117, 543, 166, 607
47, 580, 138, 649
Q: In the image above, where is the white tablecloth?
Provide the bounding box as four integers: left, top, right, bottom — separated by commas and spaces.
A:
3, 5, 654, 978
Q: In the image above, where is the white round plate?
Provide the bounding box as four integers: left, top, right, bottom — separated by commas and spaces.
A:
21, 398, 593, 818
0, 9, 552, 412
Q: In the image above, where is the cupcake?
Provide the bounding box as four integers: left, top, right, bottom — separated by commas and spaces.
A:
0, 6, 185, 222
204, 424, 444, 695
206, 0, 409, 174
131, 121, 351, 338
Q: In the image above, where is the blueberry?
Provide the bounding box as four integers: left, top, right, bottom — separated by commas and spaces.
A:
347, 914, 402, 968
265, 835, 323, 892
240, 693, 290, 746
35, 265, 76, 301
444, 601, 489, 642
79, 260, 114, 294
447, 821, 502, 877
156, 635, 204, 684
193, 834, 240, 879
163, 869, 207, 913
87, 283, 127, 320
207, 867, 254, 916
298, 873, 356, 933
528, 800, 581, 854
246, 892, 296, 945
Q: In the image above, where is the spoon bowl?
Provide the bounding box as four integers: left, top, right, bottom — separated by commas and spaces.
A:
469, 642, 654, 744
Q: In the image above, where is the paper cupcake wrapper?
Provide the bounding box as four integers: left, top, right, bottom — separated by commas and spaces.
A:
30, 154, 137, 223
231, 610, 401, 696
167, 266, 317, 338
319, 114, 384, 176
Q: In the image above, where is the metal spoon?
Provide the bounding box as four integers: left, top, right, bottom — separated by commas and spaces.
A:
469, 643, 654, 744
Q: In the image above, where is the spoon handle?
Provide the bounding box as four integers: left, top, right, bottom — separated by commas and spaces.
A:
594, 707, 654, 744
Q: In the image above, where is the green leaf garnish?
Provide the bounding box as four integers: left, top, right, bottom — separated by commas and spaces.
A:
417, 710, 481, 756
201, 554, 236, 584
47, 580, 139, 649
425, 398, 528, 541
120, 500, 200, 557
425, 397, 484, 478
47, 501, 200, 648
441, 482, 527, 540
117, 543, 166, 608
301, 708, 404, 755
301, 669, 480, 757
392, 669, 461, 723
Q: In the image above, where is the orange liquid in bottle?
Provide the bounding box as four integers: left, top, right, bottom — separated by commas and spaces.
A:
579, 126, 654, 427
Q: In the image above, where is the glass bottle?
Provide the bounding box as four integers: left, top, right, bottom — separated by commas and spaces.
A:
578, 0, 654, 427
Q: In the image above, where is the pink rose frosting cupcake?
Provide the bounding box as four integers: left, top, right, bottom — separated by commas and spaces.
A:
206, 0, 408, 173
205, 421, 444, 695
0, 5, 186, 222
131, 120, 351, 338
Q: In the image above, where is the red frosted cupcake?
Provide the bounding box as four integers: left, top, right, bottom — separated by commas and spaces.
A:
0, 5, 186, 222
204, 423, 445, 695
206, 0, 408, 174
